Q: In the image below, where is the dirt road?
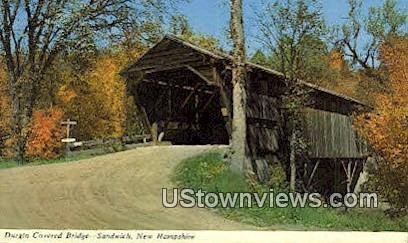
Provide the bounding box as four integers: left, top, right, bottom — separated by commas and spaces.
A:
0, 145, 254, 230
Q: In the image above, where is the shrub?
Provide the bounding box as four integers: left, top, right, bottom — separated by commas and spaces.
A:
26, 107, 64, 159
173, 152, 249, 192
354, 36, 408, 210
267, 163, 289, 191
174, 152, 408, 231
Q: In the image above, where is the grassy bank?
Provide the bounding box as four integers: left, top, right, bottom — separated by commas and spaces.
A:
173, 152, 408, 231
0, 154, 93, 170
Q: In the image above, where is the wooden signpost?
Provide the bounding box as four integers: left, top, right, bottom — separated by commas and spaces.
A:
61, 119, 77, 157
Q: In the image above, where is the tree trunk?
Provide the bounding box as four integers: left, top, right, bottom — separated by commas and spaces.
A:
229, 0, 248, 174
9, 74, 34, 164
289, 131, 297, 191
10, 85, 29, 164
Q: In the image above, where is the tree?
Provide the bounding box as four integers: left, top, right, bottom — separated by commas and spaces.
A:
255, 0, 329, 82
25, 107, 64, 159
169, 14, 221, 51
255, 0, 328, 190
0, 0, 182, 163
250, 49, 270, 67
338, 0, 407, 71
0, 61, 11, 156
0, 0, 135, 163
355, 36, 408, 210
57, 48, 146, 141
229, 0, 249, 174
76, 54, 127, 139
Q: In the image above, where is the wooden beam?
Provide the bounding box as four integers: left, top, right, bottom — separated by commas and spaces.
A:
133, 90, 152, 136
142, 64, 186, 74
184, 65, 217, 86
141, 79, 214, 94
213, 66, 232, 136
181, 83, 202, 108
168, 88, 172, 117
127, 59, 202, 74
307, 160, 320, 188
147, 90, 165, 117
341, 159, 358, 194
202, 92, 216, 111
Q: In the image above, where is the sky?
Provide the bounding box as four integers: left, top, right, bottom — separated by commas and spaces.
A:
177, 0, 407, 54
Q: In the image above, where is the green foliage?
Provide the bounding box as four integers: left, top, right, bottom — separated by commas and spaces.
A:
0, 154, 92, 170
169, 14, 221, 51
250, 50, 271, 67
255, 0, 339, 85
267, 163, 289, 191
339, 0, 407, 69
366, 0, 407, 39
173, 152, 249, 192
174, 152, 408, 231
107, 141, 126, 153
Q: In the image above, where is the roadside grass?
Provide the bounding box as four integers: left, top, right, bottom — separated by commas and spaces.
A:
0, 141, 154, 170
173, 152, 408, 231
0, 154, 93, 170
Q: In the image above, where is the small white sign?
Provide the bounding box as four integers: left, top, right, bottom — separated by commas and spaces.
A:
73, 141, 83, 147
61, 120, 77, 125
61, 138, 76, 143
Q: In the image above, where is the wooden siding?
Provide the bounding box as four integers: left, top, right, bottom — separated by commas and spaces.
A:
247, 93, 279, 121
303, 108, 368, 158
246, 92, 282, 156
248, 126, 280, 153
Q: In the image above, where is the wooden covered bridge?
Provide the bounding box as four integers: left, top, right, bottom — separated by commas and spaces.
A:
121, 35, 370, 194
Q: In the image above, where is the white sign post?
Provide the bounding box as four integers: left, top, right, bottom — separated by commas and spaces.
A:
61, 119, 77, 157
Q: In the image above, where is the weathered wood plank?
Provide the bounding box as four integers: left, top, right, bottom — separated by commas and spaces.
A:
303, 108, 368, 158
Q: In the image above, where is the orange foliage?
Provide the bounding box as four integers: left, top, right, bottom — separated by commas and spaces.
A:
26, 107, 64, 159
325, 49, 364, 101
355, 36, 408, 208
0, 64, 12, 156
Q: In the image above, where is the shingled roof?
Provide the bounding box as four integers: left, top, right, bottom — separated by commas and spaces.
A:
123, 35, 368, 106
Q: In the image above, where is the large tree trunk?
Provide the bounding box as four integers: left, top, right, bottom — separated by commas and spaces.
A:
9, 75, 34, 164
230, 0, 249, 173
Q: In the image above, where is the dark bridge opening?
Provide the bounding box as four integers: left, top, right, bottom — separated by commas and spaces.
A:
135, 68, 229, 145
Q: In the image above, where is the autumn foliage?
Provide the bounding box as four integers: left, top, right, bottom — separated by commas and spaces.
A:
355, 36, 408, 209
25, 107, 65, 159
328, 49, 347, 72
0, 63, 11, 156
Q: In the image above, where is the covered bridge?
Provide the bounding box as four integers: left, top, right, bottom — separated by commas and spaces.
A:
121, 35, 370, 194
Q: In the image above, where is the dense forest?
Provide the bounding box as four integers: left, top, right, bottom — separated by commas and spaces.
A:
0, 0, 406, 210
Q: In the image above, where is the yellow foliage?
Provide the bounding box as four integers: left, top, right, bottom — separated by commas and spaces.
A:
61, 48, 145, 140
328, 49, 347, 72
85, 55, 126, 138
355, 36, 408, 208
57, 85, 77, 104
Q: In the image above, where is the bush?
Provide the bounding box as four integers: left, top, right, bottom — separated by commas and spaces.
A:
174, 152, 408, 231
25, 107, 64, 159
173, 153, 249, 192
354, 37, 408, 210
267, 163, 289, 191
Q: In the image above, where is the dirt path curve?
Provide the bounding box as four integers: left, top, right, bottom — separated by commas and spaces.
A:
0, 145, 255, 230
